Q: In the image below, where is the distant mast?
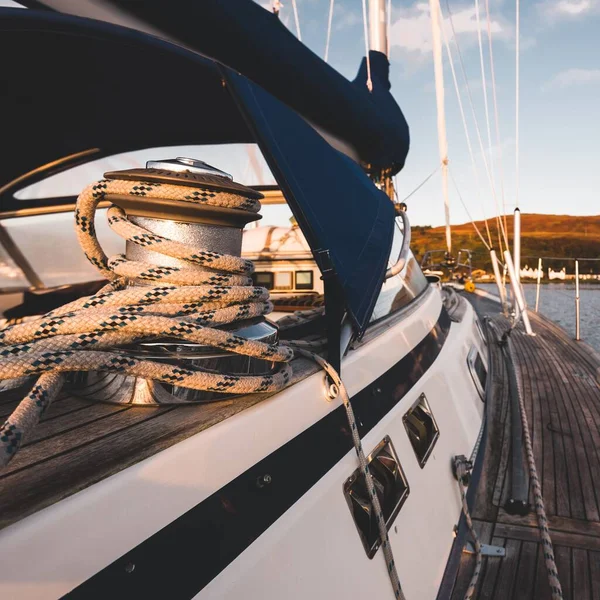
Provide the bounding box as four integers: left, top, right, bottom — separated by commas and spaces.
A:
428, 0, 452, 255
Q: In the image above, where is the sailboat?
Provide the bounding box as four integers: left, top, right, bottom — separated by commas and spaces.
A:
0, 2, 597, 599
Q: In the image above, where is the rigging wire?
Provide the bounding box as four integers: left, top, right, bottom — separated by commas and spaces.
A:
291, 0, 302, 40
400, 163, 441, 203
444, 0, 509, 253
324, 0, 335, 62
439, 19, 493, 249
449, 167, 492, 252
361, 0, 373, 91
484, 0, 510, 243
474, 0, 495, 194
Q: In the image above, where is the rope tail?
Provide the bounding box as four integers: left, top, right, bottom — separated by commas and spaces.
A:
295, 347, 406, 600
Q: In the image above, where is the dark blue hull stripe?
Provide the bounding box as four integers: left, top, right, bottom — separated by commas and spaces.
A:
66, 308, 451, 599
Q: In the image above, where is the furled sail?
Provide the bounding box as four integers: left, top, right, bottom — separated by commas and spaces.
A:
19, 0, 410, 174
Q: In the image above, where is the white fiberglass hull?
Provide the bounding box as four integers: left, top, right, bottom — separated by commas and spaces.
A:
0, 286, 485, 599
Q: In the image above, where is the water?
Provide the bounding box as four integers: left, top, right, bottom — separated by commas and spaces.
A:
477, 282, 600, 353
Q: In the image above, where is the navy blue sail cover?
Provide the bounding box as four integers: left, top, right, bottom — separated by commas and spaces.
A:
227, 72, 395, 331
25, 0, 410, 174
0, 9, 394, 330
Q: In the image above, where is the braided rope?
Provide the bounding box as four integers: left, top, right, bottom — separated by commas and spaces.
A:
0, 178, 293, 467
508, 335, 563, 598
453, 457, 482, 600
294, 348, 406, 600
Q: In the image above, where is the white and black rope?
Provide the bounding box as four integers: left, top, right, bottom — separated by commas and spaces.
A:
453, 456, 482, 600
507, 334, 563, 599
295, 347, 406, 600
0, 177, 294, 467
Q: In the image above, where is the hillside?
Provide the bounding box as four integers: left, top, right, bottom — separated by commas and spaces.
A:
411, 214, 600, 273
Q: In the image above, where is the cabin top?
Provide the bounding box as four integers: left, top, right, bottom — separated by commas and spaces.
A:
242, 225, 313, 260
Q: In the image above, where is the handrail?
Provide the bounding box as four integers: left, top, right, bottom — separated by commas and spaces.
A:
385, 210, 411, 280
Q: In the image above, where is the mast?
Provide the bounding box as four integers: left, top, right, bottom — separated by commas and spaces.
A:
366, 0, 397, 199
429, 0, 452, 255
368, 0, 387, 54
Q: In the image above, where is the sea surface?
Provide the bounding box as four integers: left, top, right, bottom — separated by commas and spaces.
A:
477, 282, 600, 353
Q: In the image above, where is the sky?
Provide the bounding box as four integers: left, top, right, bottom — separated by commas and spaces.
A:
2, 0, 599, 228
262, 0, 600, 228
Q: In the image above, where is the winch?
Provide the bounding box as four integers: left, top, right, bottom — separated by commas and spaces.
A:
69, 157, 283, 405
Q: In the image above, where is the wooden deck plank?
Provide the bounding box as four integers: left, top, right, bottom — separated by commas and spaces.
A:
554, 546, 571, 600
450, 520, 494, 600
0, 356, 320, 530
497, 508, 600, 539
512, 541, 539, 600
517, 332, 577, 520
522, 332, 558, 518
0, 358, 317, 528
477, 536, 506, 600
512, 320, 600, 522
532, 540, 552, 600
451, 297, 600, 599
0, 404, 169, 478
23, 403, 130, 447
572, 548, 591, 600
589, 551, 600, 600
492, 538, 521, 599
536, 337, 599, 521
495, 519, 600, 552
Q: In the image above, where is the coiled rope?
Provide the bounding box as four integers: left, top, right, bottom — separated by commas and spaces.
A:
0, 177, 294, 467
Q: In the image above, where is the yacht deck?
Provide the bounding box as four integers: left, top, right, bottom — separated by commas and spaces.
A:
446, 293, 600, 599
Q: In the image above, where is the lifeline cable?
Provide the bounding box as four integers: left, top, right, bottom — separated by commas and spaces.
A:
0, 177, 294, 467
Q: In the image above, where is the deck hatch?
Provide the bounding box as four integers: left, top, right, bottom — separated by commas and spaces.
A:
343, 436, 409, 558
402, 393, 440, 468
467, 346, 487, 400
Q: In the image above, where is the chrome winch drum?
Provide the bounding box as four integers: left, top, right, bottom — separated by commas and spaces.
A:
68, 158, 279, 405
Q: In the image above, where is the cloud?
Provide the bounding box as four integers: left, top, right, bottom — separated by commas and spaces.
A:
543, 68, 600, 89
389, 1, 510, 58
537, 0, 599, 20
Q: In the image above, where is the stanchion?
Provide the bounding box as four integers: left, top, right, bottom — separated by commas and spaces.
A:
535, 257, 542, 313
490, 249, 507, 312
504, 250, 534, 335
575, 259, 580, 341
514, 208, 521, 284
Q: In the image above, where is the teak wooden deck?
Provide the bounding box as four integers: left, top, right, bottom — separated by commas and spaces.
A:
0, 356, 319, 531
0, 303, 411, 531
449, 293, 600, 599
